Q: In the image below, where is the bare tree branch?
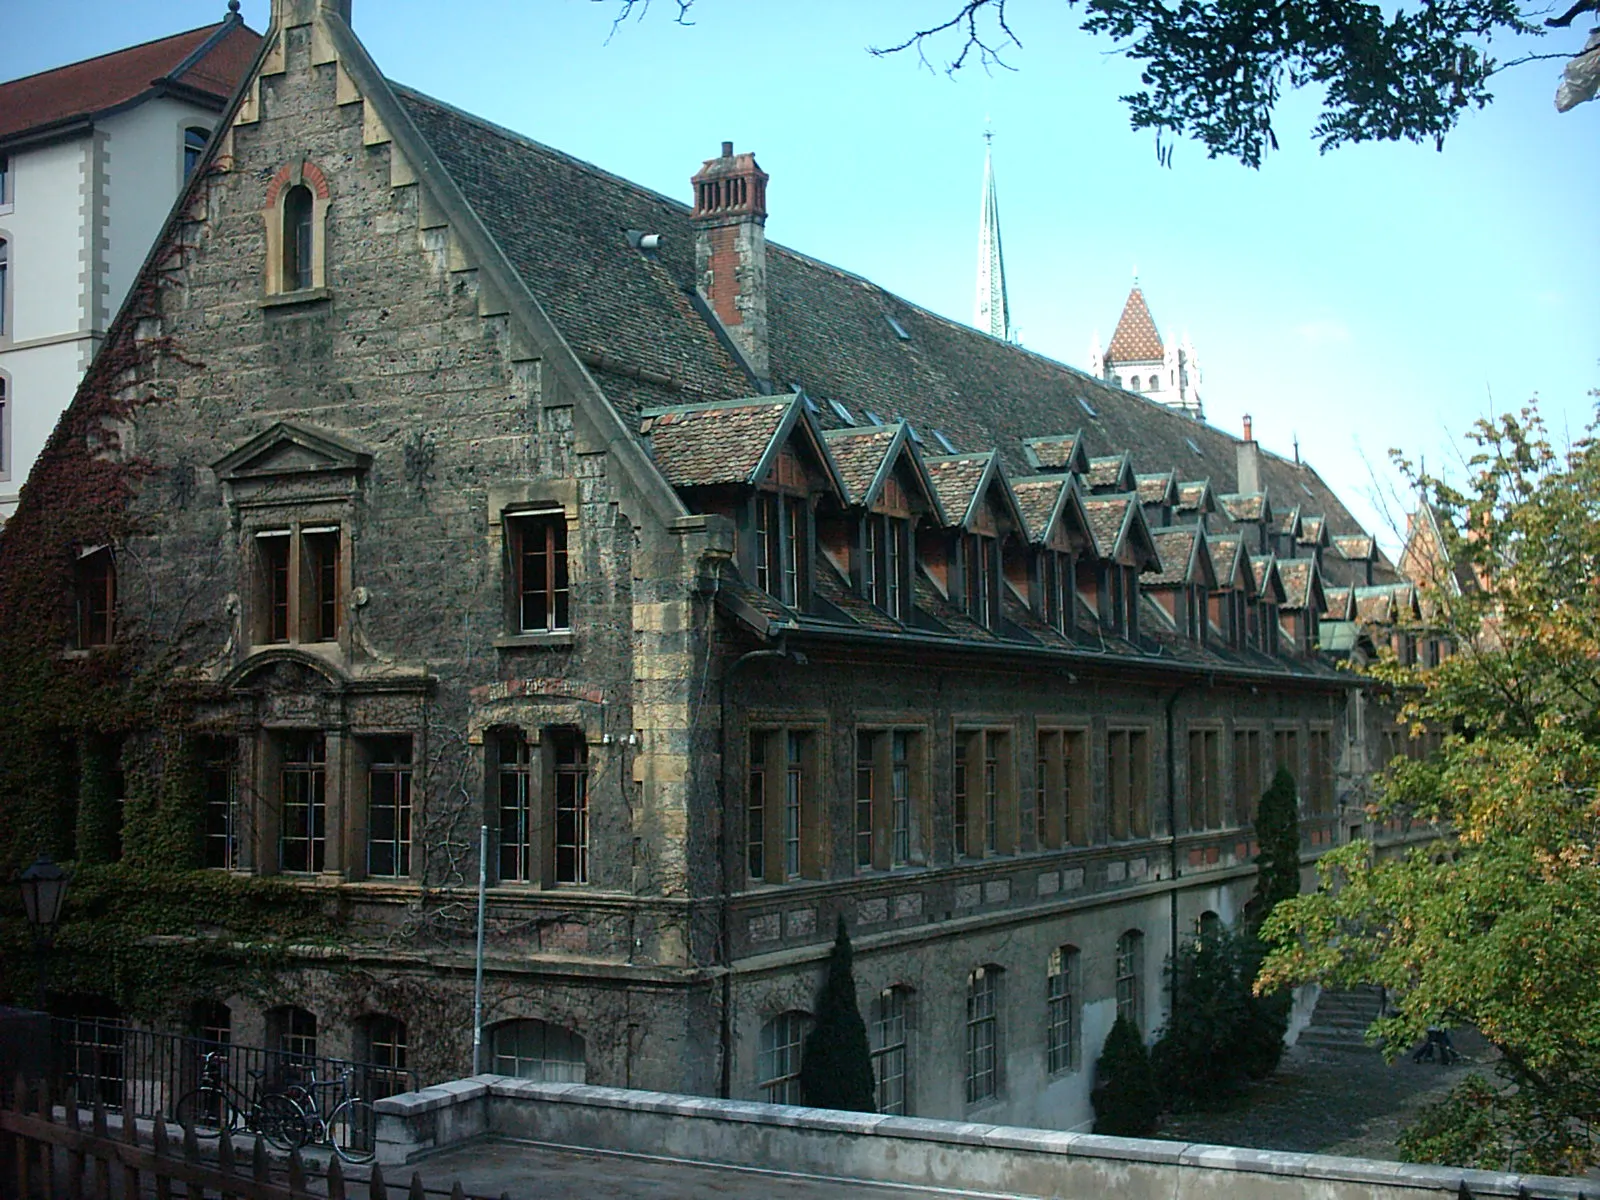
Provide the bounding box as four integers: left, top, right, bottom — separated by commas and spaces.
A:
868, 0, 1024, 75
1547, 0, 1599, 27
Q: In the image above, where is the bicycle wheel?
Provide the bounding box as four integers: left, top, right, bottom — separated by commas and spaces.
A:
329, 1097, 377, 1164
173, 1087, 237, 1139
255, 1092, 311, 1152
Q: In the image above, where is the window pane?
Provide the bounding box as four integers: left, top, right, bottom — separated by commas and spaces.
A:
554, 733, 588, 884
747, 732, 767, 883
498, 733, 534, 881
279, 734, 326, 873
871, 988, 909, 1115
855, 732, 875, 869
367, 736, 412, 878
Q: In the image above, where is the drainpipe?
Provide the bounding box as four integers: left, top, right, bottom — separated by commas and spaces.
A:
715, 632, 802, 1098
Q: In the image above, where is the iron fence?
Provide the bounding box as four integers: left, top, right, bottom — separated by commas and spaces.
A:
51, 1017, 418, 1125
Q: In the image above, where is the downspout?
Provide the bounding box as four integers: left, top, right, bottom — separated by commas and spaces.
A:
1162, 678, 1199, 1024
716, 629, 797, 1099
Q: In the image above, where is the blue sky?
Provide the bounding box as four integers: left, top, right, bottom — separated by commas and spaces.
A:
8, 0, 1596, 547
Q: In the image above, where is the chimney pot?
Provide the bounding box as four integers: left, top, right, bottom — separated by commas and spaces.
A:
691, 144, 771, 381
1243, 414, 1253, 442
722, 140, 734, 158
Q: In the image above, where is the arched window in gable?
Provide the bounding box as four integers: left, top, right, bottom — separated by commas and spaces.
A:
263, 162, 329, 296
283, 185, 314, 291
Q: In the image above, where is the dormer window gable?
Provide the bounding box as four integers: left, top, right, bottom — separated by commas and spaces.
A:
923, 452, 1026, 631
1013, 474, 1093, 637
1020, 432, 1090, 476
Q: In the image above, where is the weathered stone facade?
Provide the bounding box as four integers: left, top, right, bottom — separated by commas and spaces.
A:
21, 0, 1430, 1133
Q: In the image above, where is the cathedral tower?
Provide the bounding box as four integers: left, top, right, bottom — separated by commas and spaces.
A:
974, 132, 1011, 342
1095, 282, 1203, 420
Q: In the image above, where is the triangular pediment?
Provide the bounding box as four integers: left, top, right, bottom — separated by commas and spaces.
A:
213, 422, 373, 482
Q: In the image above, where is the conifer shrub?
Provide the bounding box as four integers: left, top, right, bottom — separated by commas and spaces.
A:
798, 917, 876, 1112
1253, 765, 1303, 920
1091, 1014, 1160, 1136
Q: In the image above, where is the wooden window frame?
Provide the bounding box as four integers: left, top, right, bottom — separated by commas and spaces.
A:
277, 732, 327, 874
871, 986, 912, 1115
964, 965, 1002, 1106
251, 524, 344, 647
1107, 727, 1151, 841
507, 510, 571, 634
855, 727, 927, 872
74, 546, 117, 649
200, 736, 239, 871
954, 727, 1016, 859
1186, 727, 1222, 832
1233, 726, 1264, 826
364, 735, 413, 879
758, 1011, 809, 1104
1115, 930, 1144, 1033
746, 724, 824, 885
1035, 727, 1089, 850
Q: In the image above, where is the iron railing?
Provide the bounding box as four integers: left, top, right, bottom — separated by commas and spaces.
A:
51, 1017, 418, 1124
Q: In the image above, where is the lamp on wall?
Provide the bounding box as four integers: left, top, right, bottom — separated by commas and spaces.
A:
16, 854, 71, 1011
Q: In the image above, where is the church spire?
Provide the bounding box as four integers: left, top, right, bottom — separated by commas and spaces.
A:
974, 130, 1011, 342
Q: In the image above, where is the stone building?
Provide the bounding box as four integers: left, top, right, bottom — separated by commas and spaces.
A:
1089, 284, 1205, 420
17, 0, 1423, 1131
0, 8, 260, 517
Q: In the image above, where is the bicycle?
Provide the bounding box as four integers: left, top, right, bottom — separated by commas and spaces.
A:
172, 1051, 310, 1151
280, 1064, 379, 1164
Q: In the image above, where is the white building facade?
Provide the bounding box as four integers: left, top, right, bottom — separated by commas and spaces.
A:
0, 12, 259, 516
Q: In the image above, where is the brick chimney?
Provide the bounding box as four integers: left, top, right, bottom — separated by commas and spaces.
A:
1237, 414, 1261, 494
692, 141, 770, 381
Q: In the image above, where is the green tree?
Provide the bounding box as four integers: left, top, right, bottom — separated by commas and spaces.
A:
798, 917, 876, 1112
602, 1, 1589, 168
1092, 1014, 1161, 1135
1252, 766, 1303, 924
1259, 402, 1600, 1175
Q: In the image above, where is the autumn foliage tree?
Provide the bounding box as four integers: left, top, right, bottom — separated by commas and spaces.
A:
1258, 401, 1600, 1174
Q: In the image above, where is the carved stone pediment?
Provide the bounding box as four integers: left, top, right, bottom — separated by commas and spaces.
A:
214, 422, 371, 510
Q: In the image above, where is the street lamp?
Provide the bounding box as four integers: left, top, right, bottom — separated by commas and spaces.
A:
17, 855, 71, 1011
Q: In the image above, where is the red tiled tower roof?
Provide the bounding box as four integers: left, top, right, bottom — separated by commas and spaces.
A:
1105, 286, 1164, 364
0, 19, 261, 145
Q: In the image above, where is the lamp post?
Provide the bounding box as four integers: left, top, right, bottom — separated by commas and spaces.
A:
17, 855, 71, 1012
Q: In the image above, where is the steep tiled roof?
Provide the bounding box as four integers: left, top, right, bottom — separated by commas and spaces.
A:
925, 453, 993, 527
1136, 471, 1178, 506
1334, 534, 1375, 561
822, 425, 897, 506
1022, 433, 1085, 473
641, 398, 790, 487
1298, 515, 1327, 546
1273, 505, 1302, 538
391, 86, 1376, 543
1084, 496, 1134, 561
1088, 453, 1133, 491
1277, 559, 1318, 609
1106, 286, 1164, 363
0, 20, 260, 144
1148, 527, 1200, 586
1324, 587, 1354, 620
1177, 480, 1214, 514
1220, 493, 1269, 523
1011, 476, 1068, 543
1252, 555, 1287, 603
1355, 587, 1396, 624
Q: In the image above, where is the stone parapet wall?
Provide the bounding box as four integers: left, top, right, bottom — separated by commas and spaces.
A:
373, 1076, 1588, 1200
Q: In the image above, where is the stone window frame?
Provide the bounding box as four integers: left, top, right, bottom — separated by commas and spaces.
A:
1185, 722, 1224, 833
757, 1010, 811, 1104
1306, 723, 1336, 816
360, 734, 414, 881
245, 520, 347, 650
266, 1004, 318, 1060
1034, 724, 1089, 851
1045, 944, 1082, 1075
490, 483, 580, 649
261, 159, 330, 300
1232, 724, 1265, 826
952, 723, 1018, 860
1272, 723, 1302, 797
870, 984, 914, 1115
852, 722, 931, 874
964, 963, 1004, 1107
1115, 929, 1145, 1033
744, 716, 827, 887
488, 723, 592, 889
1105, 724, 1152, 841
488, 1017, 586, 1083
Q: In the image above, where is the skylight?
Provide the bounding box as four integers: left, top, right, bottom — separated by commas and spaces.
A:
885, 314, 912, 341
1300, 482, 1314, 496
827, 397, 855, 424
932, 429, 957, 453
865, 409, 885, 426
906, 423, 925, 445
1076, 396, 1098, 418
1185, 437, 1203, 456
801, 393, 819, 414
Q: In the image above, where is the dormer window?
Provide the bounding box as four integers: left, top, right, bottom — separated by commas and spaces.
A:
1041, 549, 1074, 637
963, 534, 998, 628
862, 513, 910, 621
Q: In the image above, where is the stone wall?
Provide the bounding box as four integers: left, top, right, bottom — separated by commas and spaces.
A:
373, 1077, 1590, 1200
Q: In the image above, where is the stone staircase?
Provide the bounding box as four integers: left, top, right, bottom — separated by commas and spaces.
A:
1299, 984, 1384, 1049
